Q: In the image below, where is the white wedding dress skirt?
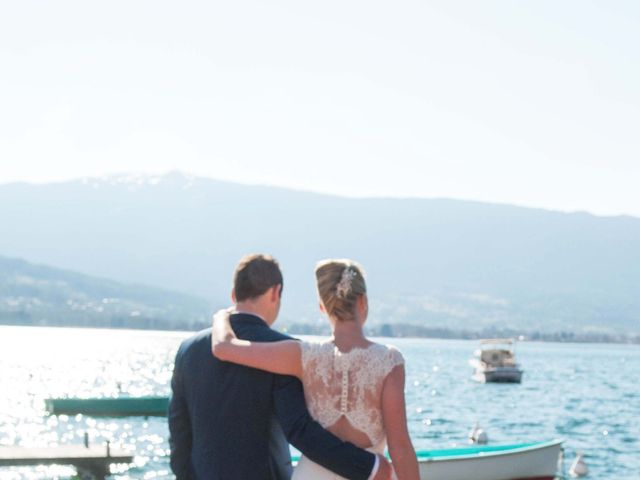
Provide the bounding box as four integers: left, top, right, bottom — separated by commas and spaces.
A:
293, 455, 348, 480
293, 445, 394, 480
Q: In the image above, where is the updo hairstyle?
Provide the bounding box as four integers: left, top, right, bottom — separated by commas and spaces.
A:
315, 259, 366, 322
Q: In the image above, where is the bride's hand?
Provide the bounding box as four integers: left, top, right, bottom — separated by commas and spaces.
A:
373, 455, 393, 480
211, 307, 236, 352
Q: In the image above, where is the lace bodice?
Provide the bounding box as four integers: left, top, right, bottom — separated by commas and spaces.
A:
299, 341, 405, 450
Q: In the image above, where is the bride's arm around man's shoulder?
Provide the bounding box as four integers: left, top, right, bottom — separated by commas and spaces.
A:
211, 308, 303, 378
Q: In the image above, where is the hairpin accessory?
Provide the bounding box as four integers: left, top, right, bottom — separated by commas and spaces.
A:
336, 267, 357, 298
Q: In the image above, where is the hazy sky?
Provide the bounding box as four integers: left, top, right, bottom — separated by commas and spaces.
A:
1, 1, 639, 216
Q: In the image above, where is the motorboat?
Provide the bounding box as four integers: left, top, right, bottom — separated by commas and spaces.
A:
470, 339, 523, 383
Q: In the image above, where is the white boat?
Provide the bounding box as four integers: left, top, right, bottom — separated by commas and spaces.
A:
417, 439, 563, 480
470, 338, 523, 383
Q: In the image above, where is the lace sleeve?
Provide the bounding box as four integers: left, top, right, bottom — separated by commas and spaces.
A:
299, 340, 324, 372
384, 345, 405, 377
299, 340, 312, 368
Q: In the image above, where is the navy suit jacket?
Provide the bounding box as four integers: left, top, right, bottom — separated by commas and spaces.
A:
169, 313, 376, 479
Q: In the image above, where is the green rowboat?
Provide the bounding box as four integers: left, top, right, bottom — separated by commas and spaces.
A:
45, 396, 169, 417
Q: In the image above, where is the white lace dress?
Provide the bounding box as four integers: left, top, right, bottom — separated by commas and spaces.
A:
293, 341, 405, 480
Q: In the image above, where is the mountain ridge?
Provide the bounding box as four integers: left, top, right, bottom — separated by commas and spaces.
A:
1, 172, 638, 336
4, 171, 637, 220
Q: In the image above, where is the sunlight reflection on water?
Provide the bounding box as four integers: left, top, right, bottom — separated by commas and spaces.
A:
0, 327, 638, 479
0, 327, 179, 479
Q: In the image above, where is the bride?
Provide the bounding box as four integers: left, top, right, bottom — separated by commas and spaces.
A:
211, 259, 419, 480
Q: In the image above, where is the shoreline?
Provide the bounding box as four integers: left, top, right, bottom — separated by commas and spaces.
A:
1, 321, 638, 345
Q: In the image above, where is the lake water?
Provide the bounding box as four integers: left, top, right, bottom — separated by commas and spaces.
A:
0, 326, 638, 479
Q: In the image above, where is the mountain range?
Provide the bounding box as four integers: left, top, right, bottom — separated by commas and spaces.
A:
0, 172, 638, 338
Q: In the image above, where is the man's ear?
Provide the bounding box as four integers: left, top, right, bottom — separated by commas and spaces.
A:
231, 290, 236, 303
270, 285, 281, 302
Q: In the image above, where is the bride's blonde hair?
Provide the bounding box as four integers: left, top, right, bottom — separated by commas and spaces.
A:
315, 259, 366, 322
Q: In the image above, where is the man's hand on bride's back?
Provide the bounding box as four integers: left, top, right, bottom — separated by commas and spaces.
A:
373, 455, 393, 480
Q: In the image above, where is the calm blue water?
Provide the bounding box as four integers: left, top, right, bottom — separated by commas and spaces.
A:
0, 327, 638, 479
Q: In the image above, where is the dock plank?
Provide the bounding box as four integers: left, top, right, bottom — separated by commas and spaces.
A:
0, 446, 133, 466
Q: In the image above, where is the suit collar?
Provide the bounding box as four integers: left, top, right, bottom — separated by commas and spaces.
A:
234, 310, 266, 323
231, 312, 270, 328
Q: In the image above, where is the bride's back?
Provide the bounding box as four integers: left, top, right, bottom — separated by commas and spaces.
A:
300, 340, 404, 452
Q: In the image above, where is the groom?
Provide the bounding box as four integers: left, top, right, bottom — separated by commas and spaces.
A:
169, 253, 391, 480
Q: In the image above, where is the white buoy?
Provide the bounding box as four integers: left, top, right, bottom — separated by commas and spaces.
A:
569, 452, 588, 477
468, 422, 488, 444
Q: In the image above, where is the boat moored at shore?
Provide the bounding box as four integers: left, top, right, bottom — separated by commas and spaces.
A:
416, 439, 562, 480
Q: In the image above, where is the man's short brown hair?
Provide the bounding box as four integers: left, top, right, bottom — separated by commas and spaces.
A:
233, 254, 283, 302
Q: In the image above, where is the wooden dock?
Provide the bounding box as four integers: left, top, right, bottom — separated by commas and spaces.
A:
0, 445, 133, 479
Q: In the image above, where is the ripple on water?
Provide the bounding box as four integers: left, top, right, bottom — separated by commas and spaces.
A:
556, 416, 591, 433
1, 328, 639, 480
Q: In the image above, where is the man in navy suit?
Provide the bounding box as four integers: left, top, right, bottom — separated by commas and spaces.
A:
169, 254, 391, 479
